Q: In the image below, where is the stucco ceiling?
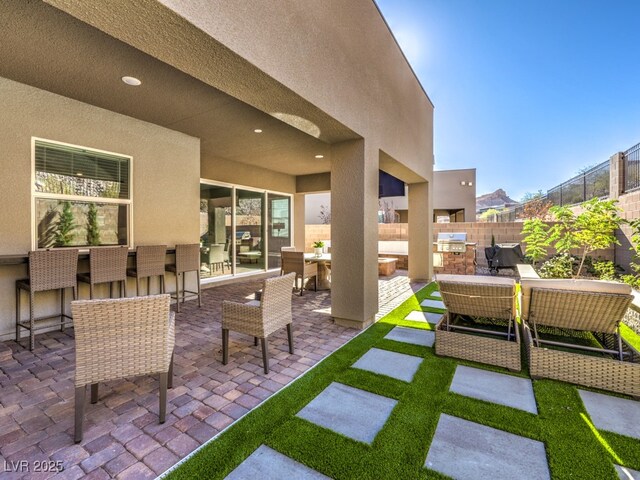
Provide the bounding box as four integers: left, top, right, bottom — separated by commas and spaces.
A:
0, 0, 351, 176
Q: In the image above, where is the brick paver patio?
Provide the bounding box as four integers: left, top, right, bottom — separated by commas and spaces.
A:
0, 272, 421, 479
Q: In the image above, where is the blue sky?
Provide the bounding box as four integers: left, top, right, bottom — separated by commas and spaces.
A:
376, 0, 640, 201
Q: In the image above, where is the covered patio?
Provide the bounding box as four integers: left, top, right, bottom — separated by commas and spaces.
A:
0, 273, 423, 479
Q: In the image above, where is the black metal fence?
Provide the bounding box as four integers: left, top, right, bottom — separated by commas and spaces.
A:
624, 142, 640, 192
494, 160, 609, 222
546, 160, 609, 207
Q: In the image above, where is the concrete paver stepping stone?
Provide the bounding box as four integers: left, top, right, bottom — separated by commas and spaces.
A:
352, 347, 423, 382
420, 299, 446, 310
430, 290, 442, 298
450, 365, 538, 414
616, 465, 640, 480
384, 326, 434, 347
579, 390, 640, 440
225, 445, 329, 479
296, 382, 397, 444
425, 414, 550, 480
404, 311, 443, 324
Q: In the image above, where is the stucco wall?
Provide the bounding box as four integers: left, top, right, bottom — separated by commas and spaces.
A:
200, 154, 295, 193
0, 77, 200, 339
157, 0, 433, 181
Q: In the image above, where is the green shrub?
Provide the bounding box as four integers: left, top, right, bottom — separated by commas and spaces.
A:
539, 253, 574, 279
54, 201, 76, 247
592, 260, 616, 281
86, 203, 101, 246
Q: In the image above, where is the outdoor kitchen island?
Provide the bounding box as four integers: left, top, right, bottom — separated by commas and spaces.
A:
433, 232, 477, 275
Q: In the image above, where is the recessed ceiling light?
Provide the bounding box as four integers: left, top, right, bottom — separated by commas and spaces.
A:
76, 172, 83, 176
460, 181, 466, 186
254, 129, 263, 133
121, 76, 142, 86
315, 154, 324, 159
469, 182, 473, 186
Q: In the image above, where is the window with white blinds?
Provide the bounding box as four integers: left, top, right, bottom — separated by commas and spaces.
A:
32, 139, 131, 249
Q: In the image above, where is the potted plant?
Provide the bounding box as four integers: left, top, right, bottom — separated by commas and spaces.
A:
313, 241, 325, 257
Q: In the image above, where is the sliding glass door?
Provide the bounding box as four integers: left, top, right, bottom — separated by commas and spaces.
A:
200, 180, 291, 281
267, 193, 291, 269
236, 189, 265, 273
200, 184, 233, 279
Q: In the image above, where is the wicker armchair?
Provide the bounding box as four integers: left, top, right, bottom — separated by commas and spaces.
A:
280, 246, 296, 275
520, 278, 639, 396
222, 273, 296, 374
166, 244, 201, 313
126, 245, 167, 296
16, 249, 79, 350
435, 274, 520, 371
281, 251, 317, 296
72, 294, 175, 443
201, 244, 227, 274
77, 246, 128, 299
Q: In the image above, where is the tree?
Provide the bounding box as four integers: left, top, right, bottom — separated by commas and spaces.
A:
318, 204, 331, 224
519, 190, 553, 220
521, 218, 550, 266
55, 201, 76, 247
549, 198, 622, 277
86, 203, 101, 246
622, 218, 640, 288
378, 200, 399, 224
479, 208, 500, 222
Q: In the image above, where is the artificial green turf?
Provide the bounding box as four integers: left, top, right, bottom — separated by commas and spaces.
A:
621, 323, 640, 353
166, 282, 640, 480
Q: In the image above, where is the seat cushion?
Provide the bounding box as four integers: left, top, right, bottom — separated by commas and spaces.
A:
520, 278, 632, 320
436, 274, 516, 287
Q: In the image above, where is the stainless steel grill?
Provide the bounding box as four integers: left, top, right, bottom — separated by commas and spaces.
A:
436, 232, 467, 253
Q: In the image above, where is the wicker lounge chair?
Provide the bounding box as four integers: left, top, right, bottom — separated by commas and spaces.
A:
520, 278, 640, 397
77, 246, 128, 299
281, 251, 317, 296
435, 274, 520, 371
72, 294, 175, 443
222, 273, 296, 374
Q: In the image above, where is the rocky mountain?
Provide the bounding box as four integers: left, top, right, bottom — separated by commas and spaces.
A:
476, 188, 517, 211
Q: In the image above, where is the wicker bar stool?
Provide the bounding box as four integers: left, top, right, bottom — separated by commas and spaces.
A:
77, 246, 129, 299
16, 249, 79, 351
165, 244, 202, 313
126, 245, 167, 296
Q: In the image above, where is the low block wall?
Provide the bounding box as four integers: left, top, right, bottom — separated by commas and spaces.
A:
304, 222, 615, 269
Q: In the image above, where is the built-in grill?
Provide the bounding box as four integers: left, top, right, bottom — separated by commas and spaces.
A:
436, 232, 467, 253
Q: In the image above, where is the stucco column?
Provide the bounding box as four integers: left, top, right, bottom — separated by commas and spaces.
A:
293, 193, 306, 250
609, 152, 624, 200
331, 139, 379, 329
408, 181, 432, 281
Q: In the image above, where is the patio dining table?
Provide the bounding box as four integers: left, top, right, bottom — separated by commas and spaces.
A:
304, 253, 331, 290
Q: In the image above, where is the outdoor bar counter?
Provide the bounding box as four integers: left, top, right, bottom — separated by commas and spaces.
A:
0, 248, 178, 266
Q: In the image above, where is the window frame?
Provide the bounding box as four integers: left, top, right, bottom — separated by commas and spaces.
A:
31, 137, 134, 250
